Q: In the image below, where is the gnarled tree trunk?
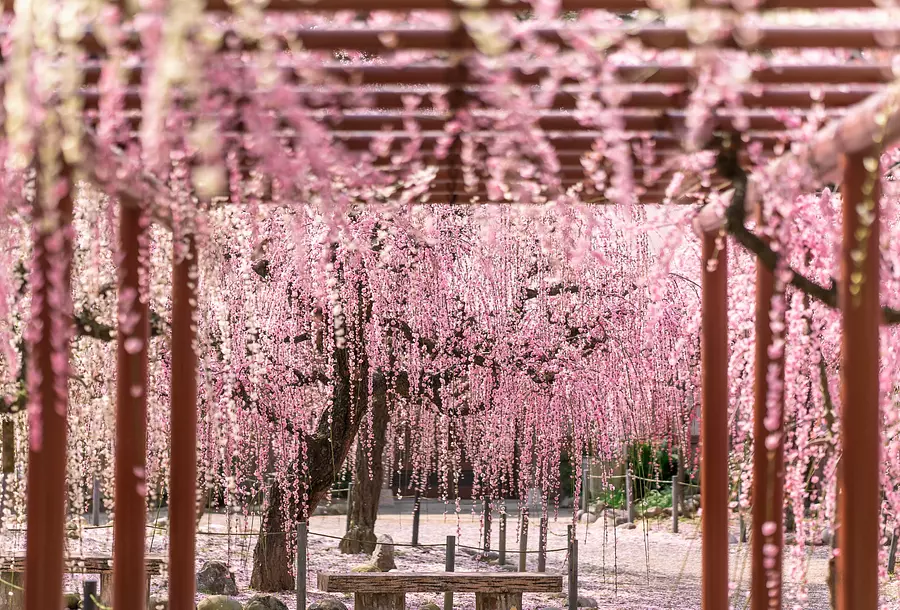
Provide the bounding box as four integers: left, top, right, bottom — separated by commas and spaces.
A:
340, 374, 389, 555
251, 483, 295, 591
251, 280, 373, 591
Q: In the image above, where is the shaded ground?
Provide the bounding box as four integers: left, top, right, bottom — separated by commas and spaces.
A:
1, 500, 898, 609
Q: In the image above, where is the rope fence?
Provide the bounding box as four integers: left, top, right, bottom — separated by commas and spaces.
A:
0, 477, 703, 605
586, 473, 699, 488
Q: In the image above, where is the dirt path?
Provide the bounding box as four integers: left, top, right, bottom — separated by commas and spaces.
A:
2, 507, 897, 609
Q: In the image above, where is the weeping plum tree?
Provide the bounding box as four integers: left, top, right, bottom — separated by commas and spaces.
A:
0, 190, 700, 593
223, 204, 700, 589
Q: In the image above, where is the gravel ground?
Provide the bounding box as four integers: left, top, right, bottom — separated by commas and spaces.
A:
2, 504, 898, 609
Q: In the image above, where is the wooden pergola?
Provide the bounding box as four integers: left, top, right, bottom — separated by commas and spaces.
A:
7, 2, 898, 610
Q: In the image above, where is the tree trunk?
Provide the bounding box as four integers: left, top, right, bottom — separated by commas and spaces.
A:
250, 483, 295, 592
340, 374, 389, 555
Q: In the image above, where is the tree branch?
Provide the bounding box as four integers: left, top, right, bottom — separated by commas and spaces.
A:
719, 145, 900, 325
74, 307, 168, 341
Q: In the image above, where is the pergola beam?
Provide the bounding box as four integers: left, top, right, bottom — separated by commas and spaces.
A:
22, 25, 900, 56
80, 61, 899, 88
78, 84, 881, 114
0, 0, 881, 11
173, 0, 900, 10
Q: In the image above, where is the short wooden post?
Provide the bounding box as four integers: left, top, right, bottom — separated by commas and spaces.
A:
483, 497, 492, 555
671, 477, 679, 534
346, 481, 353, 535
411, 492, 421, 546
888, 527, 899, 575
581, 455, 590, 514
297, 522, 307, 610
92, 478, 101, 526
444, 535, 455, 610
537, 516, 547, 572
83, 581, 98, 610
567, 524, 578, 610
99, 574, 113, 608
519, 510, 528, 572
499, 512, 507, 566
625, 470, 635, 523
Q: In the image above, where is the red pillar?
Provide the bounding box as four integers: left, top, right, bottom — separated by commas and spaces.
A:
836, 152, 881, 610
701, 230, 729, 610
169, 236, 199, 610
24, 168, 74, 610
113, 199, 150, 608
751, 230, 785, 610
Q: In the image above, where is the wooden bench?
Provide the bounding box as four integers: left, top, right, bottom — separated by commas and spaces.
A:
0, 555, 165, 610
318, 572, 562, 610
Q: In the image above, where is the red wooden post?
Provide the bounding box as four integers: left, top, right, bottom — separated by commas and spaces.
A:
701, 229, 729, 610
751, 223, 785, 610
837, 152, 881, 610
113, 199, 150, 609
169, 236, 199, 610
24, 168, 74, 610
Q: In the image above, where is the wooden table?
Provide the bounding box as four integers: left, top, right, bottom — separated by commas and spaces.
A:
318, 572, 562, 610
0, 555, 165, 610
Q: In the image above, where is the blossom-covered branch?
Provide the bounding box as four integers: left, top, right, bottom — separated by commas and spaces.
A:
719, 146, 900, 324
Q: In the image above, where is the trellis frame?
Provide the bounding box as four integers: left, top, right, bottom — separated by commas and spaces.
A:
9, 2, 897, 610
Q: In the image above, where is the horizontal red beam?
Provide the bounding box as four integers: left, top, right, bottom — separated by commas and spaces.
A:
262, 131, 783, 151
298, 110, 837, 132
308, 86, 876, 111
387, 188, 672, 204
45, 25, 900, 57
430, 166, 662, 180
370, 149, 719, 168
424, 177, 646, 186
135, 130, 783, 154
2, 0, 875, 12
279, 27, 900, 52
209, 0, 882, 9
80, 61, 898, 88
84, 105, 841, 133
81, 84, 876, 115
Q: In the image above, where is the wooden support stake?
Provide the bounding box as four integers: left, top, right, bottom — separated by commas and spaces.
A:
346, 481, 353, 535
837, 152, 881, 610
567, 524, 578, 610
113, 198, 150, 610
738, 478, 747, 545
444, 535, 455, 610
412, 492, 421, 546
888, 528, 898, 575
671, 477, 679, 534
625, 471, 635, 524
701, 229, 729, 610
297, 522, 307, 610
499, 511, 507, 566
483, 497, 492, 555
581, 456, 589, 514
519, 510, 528, 572
537, 516, 548, 572
92, 478, 101, 527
